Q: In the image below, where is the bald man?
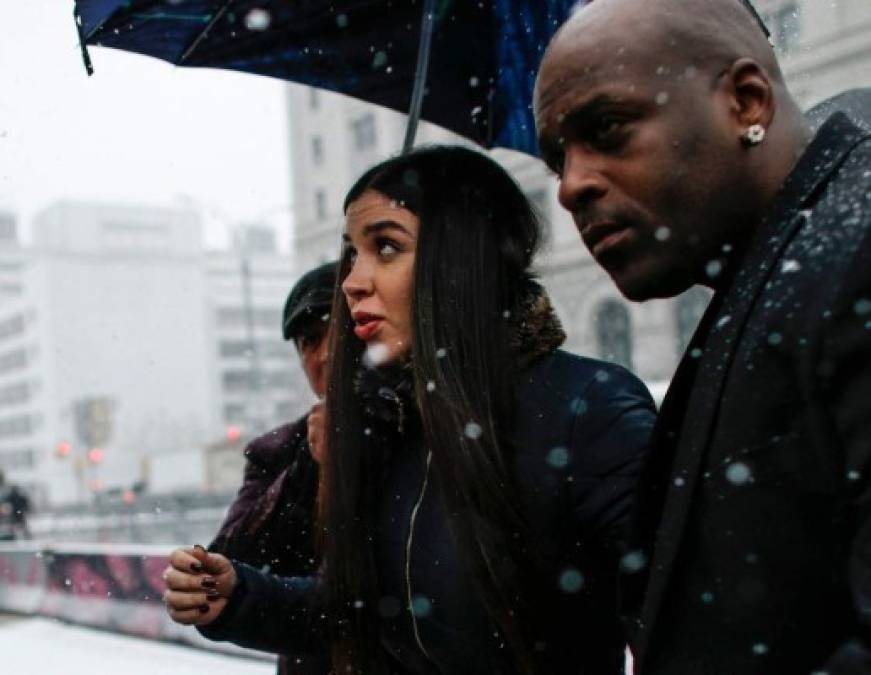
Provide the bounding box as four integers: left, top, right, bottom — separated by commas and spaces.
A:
536, 1, 871, 674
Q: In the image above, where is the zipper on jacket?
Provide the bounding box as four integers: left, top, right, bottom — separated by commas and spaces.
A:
405, 449, 433, 662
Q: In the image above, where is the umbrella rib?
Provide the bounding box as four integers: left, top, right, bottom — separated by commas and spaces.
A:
402, 0, 438, 154
179, 0, 234, 65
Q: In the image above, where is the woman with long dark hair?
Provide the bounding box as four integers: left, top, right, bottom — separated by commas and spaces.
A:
164, 146, 655, 674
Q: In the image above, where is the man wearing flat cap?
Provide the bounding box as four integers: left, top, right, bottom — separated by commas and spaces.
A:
205, 261, 336, 675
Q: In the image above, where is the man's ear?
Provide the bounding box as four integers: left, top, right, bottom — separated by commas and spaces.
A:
722, 57, 776, 132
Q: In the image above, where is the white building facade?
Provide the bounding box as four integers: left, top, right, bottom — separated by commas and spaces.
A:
0, 202, 301, 505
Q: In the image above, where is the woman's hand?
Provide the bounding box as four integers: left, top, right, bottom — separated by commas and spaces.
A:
163, 544, 237, 626
307, 400, 325, 464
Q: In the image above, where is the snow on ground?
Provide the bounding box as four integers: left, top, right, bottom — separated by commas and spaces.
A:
0, 616, 276, 675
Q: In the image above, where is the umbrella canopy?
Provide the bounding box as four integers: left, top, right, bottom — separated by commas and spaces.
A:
73, 0, 578, 156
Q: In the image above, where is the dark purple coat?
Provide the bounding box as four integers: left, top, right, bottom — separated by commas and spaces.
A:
208, 416, 325, 675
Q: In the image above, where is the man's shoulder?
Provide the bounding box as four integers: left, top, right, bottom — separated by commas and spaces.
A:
517, 349, 653, 411
244, 417, 309, 471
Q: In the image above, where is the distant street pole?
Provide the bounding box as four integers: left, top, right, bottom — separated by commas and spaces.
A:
240, 256, 265, 435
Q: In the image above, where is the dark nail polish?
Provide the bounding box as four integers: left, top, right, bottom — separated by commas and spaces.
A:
201, 577, 217, 589
198, 604, 210, 614
193, 544, 207, 554
206, 590, 221, 600
191, 562, 203, 572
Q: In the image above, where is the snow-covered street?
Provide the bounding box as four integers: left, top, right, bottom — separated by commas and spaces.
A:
0, 615, 276, 675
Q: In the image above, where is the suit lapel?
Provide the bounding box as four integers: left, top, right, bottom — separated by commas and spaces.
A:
635, 114, 869, 670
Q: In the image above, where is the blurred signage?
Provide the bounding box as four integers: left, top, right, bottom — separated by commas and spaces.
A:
73, 397, 114, 449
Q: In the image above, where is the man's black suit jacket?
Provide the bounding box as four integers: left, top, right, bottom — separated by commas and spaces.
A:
624, 113, 871, 675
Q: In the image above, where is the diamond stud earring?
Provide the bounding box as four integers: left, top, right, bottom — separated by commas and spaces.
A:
741, 124, 766, 147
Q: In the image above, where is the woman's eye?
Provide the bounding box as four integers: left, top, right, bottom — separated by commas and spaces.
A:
377, 240, 399, 258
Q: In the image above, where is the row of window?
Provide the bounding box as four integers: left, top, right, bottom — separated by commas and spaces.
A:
308, 101, 378, 223
593, 288, 711, 371
310, 117, 377, 166
223, 400, 295, 425
219, 339, 292, 360
0, 447, 35, 470
0, 314, 25, 341
0, 381, 32, 407
0, 347, 28, 375
216, 307, 281, 329
0, 413, 35, 439
221, 369, 296, 392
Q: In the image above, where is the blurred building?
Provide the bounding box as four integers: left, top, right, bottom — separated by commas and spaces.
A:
0, 211, 27, 301
756, 0, 871, 106
16, 200, 212, 505
205, 223, 306, 446
286, 0, 870, 387
0, 202, 299, 506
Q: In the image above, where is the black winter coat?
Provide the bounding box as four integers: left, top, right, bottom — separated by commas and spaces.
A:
623, 114, 871, 675
202, 349, 656, 674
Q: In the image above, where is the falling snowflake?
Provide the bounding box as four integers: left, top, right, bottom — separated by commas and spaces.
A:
725, 461, 752, 485
655, 226, 671, 241
244, 8, 271, 31
464, 422, 483, 439
619, 550, 648, 573
411, 595, 432, 617
547, 446, 569, 469
558, 568, 584, 593
363, 343, 389, 367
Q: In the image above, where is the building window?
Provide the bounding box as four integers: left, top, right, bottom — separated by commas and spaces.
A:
0, 414, 33, 439
595, 300, 634, 371
223, 403, 246, 423
216, 307, 278, 329
0, 314, 25, 341
219, 340, 288, 359
0, 448, 34, 470
315, 189, 328, 220
675, 287, 712, 357
309, 88, 320, 110
311, 136, 324, 166
219, 340, 251, 358
222, 370, 252, 392
350, 114, 377, 151
274, 400, 293, 421
0, 348, 28, 375
264, 370, 294, 389
764, 3, 800, 54
0, 381, 31, 406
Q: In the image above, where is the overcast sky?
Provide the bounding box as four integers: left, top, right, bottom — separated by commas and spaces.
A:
0, 1, 292, 249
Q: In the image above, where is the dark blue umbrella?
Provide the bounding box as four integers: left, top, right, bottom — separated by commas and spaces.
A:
72, 0, 578, 156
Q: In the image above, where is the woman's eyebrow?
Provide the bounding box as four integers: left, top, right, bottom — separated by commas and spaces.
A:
362, 220, 412, 237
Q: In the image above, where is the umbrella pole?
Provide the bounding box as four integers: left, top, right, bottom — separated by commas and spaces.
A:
402, 0, 437, 154
73, 5, 94, 76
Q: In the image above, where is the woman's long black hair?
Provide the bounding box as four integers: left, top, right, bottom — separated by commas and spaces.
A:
321, 145, 543, 674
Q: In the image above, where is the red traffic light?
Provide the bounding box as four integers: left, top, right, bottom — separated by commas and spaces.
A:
56, 441, 72, 457
226, 426, 242, 442
87, 447, 105, 464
